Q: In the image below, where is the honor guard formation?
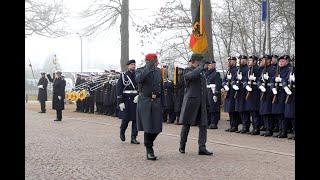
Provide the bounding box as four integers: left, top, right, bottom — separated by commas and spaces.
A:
37, 53, 295, 160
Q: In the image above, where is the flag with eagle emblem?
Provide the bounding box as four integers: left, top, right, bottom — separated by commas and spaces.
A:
189, 0, 208, 54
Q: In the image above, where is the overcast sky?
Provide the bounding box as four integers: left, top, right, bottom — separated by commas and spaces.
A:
25, 0, 192, 72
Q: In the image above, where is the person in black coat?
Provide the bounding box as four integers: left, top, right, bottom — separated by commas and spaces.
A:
173, 68, 184, 125
74, 73, 81, 112
47, 70, 66, 121
136, 53, 163, 160
117, 59, 140, 144
222, 57, 241, 132
205, 60, 222, 129
257, 55, 277, 136
243, 56, 262, 135
283, 59, 295, 140
271, 55, 292, 138
178, 53, 213, 156
162, 79, 175, 123
37, 72, 48, 113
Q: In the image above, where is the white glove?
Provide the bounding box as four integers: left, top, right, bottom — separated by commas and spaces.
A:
259, 85, 266, 92
223, 85, 229, 91
237, 73, 242, 80
284, 86, 292, 95
119, 103, 125, 111
232, 85, 239, 91
227, 74, 232, 80
213, 96, 217, 102
263, 73, 269, 80
289, 73, 295, 82
249, 75, 256, 81
133, 95, 139, 103
38, 85, 43, 89
272, 88, 277, 95
245, 85, 252, 92
275, 76, 282, 82
58, 96, 61, 100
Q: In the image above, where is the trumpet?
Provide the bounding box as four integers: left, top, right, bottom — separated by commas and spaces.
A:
74, 75, 109, 89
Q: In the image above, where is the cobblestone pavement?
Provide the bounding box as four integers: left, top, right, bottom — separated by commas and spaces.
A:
26, 101, 294, 180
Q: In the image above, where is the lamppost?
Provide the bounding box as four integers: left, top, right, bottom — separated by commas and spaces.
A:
76, 33, 83, 73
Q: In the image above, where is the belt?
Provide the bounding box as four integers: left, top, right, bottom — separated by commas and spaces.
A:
139, 92, 160, 99
123, 90, 138, 94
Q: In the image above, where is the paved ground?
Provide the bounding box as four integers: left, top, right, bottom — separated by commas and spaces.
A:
25, 101, 295, 180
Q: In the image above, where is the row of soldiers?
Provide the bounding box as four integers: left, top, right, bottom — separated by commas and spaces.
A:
222, 55, 295, 139
72, 54, 295, 140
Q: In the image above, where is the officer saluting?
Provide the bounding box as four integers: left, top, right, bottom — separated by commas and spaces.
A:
178, 53, 213, 155
37, 72, 48, 113
116, 59, 140, 144
47, 70, 66, 121
136, 53, 163, 160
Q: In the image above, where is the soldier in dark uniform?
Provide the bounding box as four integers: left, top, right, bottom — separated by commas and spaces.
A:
173, 68, 185, 125
223, 57, 241, 132
103, 80, 112, 115
258, 55, 277, 136
205, 60, 222, 129
86, 73, 95, 114
136, 53, 163, 160
47, 70, 66, 121
37, 72, 48, 113
271, 55, 291, 138
283, 58, 295, 140
178, 53, 213, 156
74, 73, 81, 112
94, 74, 104, 114
110, 77, 118, 117
162, 76, 175, 124
117, 59, 140, 144
234, 55, 250, 133
244, 56, 261, 135
78, 74, 87, 113
271, 54, 279, 132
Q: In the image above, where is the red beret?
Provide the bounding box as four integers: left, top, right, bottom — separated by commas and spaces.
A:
145, 53, 158, 61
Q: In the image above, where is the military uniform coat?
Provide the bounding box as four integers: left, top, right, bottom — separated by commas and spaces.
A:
244, 65, 261, 111
179, 65, 208, 126
205, 68, 222, 113
136, 66, 163, 134
283, 66, 295, 118
161, 80, 174, 110
37, 76, 48, 101
271, 65, 291, 114
235, 65, 249, 112
47, 75, 66, 110
117, 70, 138, 121
173, 72, 185, 114
258, 65, 276, 115
222, 66, 238, 112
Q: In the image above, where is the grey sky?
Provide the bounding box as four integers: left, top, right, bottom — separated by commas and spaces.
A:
25, 0, 191, 72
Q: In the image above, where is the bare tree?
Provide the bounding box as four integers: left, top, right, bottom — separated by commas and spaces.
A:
25, 0, 68, 38
80, 0, 129, 71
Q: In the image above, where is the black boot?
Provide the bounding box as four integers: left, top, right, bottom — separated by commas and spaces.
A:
263, 131, 273, 137
179, 143, 186, 154
146, 147, 157, 160
225, 128, 231, 132
278, 132, 287, 138
198, 146, 213, 155
54, 119, 61, 121
229, 127, 238, 132
131, 137, 140, 144
120, 132, 125, 141
251, 129, 260, 135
